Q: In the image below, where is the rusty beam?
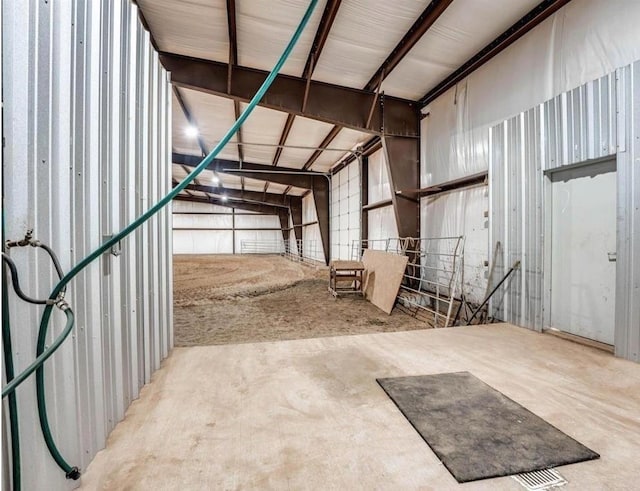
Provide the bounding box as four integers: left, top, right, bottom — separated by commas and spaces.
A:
363, 0, 454, 91
160, 52, 418, 136
300, 1, 450, 171
278, 209, 290, 244
310, 176, 330, 265
173, 153, 326, 181
381, 135, 420, 238
419, 0, 572, 106
270, 0, 342, 186
174, 195, 282, 215
182, 183, 294, 208
172, 86, 208, 156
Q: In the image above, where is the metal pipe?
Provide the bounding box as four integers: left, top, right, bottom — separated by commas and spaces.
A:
466, 261, 521, 326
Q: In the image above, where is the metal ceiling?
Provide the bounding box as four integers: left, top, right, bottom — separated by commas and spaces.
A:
136, 0, 567, 203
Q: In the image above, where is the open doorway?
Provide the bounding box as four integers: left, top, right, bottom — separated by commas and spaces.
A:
549, 159, 617, 345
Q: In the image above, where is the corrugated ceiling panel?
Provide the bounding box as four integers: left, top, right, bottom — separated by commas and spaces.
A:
312, 0, 425, 88
239, 103, 289, 165
265, 182, 288, 194
172, 163, 189, 180
311, 127, 369, 172
236, 0, 327, 77
242, 177, 272, 192
137, 0, 228, 62
172, 91, 202, 155
217, 173, 243, 188
278, 116, 335, 168
179, 90, 239, 161
191, 190, 210, 198
287, 187, 308, 196
382, 0, 540, 99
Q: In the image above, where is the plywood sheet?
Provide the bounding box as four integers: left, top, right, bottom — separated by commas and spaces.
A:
362, 250, 408, 314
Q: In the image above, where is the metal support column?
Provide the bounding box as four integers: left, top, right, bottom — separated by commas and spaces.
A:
311, 176, 330, 265
381, 135, 420, 239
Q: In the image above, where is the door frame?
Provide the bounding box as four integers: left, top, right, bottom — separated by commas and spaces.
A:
542, 156, 617, 344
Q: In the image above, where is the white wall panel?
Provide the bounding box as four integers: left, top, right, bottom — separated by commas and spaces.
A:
421, 0, 640, 187
330, 161, 360, 260
2, 1, 172, 488
173, 214, 233, 229
421, 187, 488, 304
367, 149, 392, 204
234, 214, 280, 229
302, 194, 324, 261
173, 230, 234, 254
368, 206, 398, 243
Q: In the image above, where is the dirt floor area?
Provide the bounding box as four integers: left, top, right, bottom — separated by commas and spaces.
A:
173, 254, 425, 346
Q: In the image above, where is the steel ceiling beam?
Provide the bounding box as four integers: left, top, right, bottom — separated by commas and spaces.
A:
363, 0, 454, 91
174, 195, 282, 215
182, 183, 299, 208
159, 52, 418, 137
381, 135, 420, 239
226, 0, 245, 191
272, 0, 343, 170
173, 86, 208, 156
418, 0, 572, 107
300, 0, 451, 173
173, 153, 327, 188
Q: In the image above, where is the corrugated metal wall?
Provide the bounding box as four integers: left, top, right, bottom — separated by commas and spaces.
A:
615, 61, 640, 362
2, 1, 173, 489
489, 63, 640, 361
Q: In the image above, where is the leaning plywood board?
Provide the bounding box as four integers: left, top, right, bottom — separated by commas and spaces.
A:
362, 250, 408, 314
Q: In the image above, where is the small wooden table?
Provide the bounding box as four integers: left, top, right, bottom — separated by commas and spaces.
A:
328, 260, 365, 297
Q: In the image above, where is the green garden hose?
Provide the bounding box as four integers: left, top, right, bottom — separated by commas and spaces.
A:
2, 264, 21, 491
1, 0, 318, 480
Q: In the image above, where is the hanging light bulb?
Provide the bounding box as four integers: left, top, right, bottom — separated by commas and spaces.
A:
211, 175, 220, 184
221, 195, 228, 202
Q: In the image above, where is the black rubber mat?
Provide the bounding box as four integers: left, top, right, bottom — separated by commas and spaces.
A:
377, 371, 599, 483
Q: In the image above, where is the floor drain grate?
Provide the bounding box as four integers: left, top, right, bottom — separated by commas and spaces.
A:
512, 469, 567, 490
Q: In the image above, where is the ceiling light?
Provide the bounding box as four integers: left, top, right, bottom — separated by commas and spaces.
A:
185, 125, 198, 138
221, 195, 228, 202
211, 175, 219, 184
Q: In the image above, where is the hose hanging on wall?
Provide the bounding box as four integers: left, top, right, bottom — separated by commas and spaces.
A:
2, 230, 79, 483
3, 262, 21, 491
1, 0, 318, 482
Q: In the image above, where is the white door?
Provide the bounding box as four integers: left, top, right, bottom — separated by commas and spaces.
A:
550, 166, 617, 345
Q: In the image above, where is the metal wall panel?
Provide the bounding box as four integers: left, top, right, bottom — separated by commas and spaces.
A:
489, 65, 640, 361
489, 107, 545, 330
614, 61, 640, 362
1, 1, 173, 489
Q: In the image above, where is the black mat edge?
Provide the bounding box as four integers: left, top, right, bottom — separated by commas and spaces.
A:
376, 372, 600, 483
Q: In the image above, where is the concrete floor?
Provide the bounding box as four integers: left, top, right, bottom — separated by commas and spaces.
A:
80, 324, 640, 490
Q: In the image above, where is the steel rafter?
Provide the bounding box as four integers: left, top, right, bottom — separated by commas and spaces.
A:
159, 52, 418, 136
418, 0, 572, 106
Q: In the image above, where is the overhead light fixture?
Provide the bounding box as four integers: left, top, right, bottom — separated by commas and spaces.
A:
211, 175, 219, 184
185, 125, 198, 138
221, 195, 228, 202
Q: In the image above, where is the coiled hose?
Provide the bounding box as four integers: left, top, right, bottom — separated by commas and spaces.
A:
1, 0, 318, 483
